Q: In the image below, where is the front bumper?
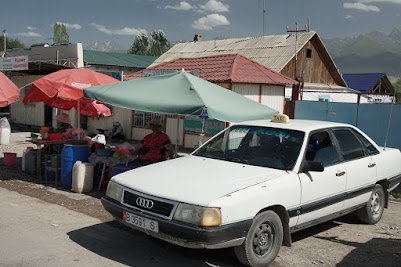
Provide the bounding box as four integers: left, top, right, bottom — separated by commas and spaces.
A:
102, 197, 252, 249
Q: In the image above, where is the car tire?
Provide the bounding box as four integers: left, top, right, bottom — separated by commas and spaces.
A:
234, 210, 283, 267
357, 184, 385, 224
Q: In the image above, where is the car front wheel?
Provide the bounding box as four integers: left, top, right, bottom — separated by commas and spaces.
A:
357, 184, 385, 224
234, 210, 283, 267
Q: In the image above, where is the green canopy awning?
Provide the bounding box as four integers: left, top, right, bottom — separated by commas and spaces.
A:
83, 71, 278, 123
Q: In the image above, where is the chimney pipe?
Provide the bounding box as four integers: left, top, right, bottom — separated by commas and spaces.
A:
194, 34, 202, 42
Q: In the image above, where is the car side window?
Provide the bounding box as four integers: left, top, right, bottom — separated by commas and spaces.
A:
306, 131, 340, 166
332, 128, 365, 161
352, 129, 379, 155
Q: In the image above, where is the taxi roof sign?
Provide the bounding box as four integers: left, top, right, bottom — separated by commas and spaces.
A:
271, 114, 290, 124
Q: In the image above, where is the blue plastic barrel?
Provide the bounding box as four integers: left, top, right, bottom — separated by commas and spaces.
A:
61, 144, 90, 189
111, 164, 129, 177
24, 150, 37, 174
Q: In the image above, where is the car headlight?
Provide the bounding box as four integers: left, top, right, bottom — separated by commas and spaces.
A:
173, 203, 221, 227
106, 181, 123, 202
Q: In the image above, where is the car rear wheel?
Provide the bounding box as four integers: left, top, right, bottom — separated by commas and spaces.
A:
234, 210, 283, 267
357, 184, 385, 224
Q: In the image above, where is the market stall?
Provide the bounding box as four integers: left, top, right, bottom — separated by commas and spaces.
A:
84, 70, 279, 153
22, 69, 120, 189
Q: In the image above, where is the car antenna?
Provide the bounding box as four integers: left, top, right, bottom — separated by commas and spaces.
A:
383, 93, 396, 150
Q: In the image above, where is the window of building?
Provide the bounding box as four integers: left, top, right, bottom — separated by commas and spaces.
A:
306, 48, 312, 59
132, 111, 164, 128
318, 95, 330, 102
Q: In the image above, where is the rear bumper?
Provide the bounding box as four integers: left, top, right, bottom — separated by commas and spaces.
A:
102, 197, 251, 249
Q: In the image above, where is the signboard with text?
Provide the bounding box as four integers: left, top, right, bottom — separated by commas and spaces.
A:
142, 69, 178, 77
0, 56, 29, 71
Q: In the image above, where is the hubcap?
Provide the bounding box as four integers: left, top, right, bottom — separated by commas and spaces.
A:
370, 191, 382, 218
253, 222, 275, 256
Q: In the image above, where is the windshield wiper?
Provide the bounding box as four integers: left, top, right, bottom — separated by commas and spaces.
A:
229, 158, 249, 164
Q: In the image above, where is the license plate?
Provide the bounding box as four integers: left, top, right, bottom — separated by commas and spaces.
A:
124, 211, 159, 233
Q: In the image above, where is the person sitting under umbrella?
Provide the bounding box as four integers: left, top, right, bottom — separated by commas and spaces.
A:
128, 117, 175, 168
54, 113, 72, 133
109, 120, 125, 141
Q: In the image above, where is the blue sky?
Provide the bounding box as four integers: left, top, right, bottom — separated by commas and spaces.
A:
2, 0, 401, 49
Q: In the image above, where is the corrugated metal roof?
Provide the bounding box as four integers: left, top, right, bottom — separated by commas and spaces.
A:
125, 54, 297, 85
83, 50, 157, 69
152, 32, 316, 72
342, 73, 385, 94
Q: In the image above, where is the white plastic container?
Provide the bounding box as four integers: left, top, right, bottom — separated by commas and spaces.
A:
0, 128, 11, 145
72, 161, 94, 193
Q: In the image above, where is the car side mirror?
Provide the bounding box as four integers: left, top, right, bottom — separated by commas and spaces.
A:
300, 160, 324, 173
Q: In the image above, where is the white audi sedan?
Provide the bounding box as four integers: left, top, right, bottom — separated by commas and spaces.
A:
102, 114, 401, 267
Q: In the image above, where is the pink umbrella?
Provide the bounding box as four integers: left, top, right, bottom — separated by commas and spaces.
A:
0, 72, 20, 107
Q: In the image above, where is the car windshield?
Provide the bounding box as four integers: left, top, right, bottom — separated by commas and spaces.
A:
193, 125, 305, 170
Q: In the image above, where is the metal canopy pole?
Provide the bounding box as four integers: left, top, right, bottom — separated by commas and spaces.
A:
175, 115, 180, 157
77, 99, 81, 140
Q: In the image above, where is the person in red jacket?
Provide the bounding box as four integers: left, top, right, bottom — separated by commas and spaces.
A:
129, 117, 174, 168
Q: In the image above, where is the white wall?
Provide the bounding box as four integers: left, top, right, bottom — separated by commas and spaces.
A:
261, 85, 285, 113
232, 83, 259, 102
232, 83, 284, 113
166, 117, 184, 146
285, 87, 367, 103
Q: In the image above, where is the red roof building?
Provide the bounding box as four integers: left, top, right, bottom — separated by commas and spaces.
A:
125, 54, 297, 86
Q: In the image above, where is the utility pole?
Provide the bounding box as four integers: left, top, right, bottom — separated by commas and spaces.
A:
286, 22, 306, 79
262, 0, 267, 36
287, 22, 307, 118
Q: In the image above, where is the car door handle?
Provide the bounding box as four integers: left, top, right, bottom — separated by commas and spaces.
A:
336, 171, 346, 177
368, 163, 376, 168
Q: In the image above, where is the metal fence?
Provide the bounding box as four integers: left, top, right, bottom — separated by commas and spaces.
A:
295, 101, 401, 151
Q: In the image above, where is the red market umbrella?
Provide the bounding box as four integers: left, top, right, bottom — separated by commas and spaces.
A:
0, 72, 20, 107
77, 100, 111, 117
23, 68, 119, 116
44, 97, 111, 117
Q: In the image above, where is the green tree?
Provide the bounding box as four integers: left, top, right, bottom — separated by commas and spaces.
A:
53, 23, 69, 44
128, 32, 148, 55
0, 36, 25, 52
148, 30, 171, 56
128, 30, 171, 56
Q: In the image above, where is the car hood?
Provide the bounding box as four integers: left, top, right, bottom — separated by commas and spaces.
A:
112, 155, 287, 206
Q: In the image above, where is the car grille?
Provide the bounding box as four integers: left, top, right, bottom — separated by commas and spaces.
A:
123, 190, 176, 218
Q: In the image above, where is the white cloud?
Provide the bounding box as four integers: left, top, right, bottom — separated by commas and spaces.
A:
165, 1, 194, 10
199, 0, 229, 12
345, 15, 354, 18
192, 14, 230, 31
27, 26, 37, 31
90, 23, 146, 36
359, 0, 401, 3
15, 31, 41, 37
343, 2, 380, 11
55, 22, 82, 30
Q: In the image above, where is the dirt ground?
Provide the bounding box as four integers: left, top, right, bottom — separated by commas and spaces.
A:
1, 132, 401, 267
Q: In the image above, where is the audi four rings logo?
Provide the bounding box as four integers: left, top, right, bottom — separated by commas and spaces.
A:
136, 197, 154, 209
